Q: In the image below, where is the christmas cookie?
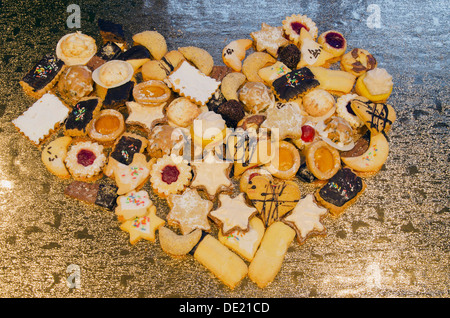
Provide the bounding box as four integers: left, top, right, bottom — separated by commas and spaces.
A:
335, 94, 364, 128
248, 221, 296, 288
120, 206, 165, 245
271, 67, 319, 102
264, 140, 301, 180
132, 30, 168, 60
209, 193, 257, 235
167, 188, 213, 235
242, 52, 276, 83
239, 167, 273, 193
64, 97, 102, 137
88, 109, 125, 145
314, 167, 366, 217
117, 45, 152, 72
132, 80, 172, 107
238, 81, 275, 114
350, 97, 396, 136
302, 89, 336, 121
296, 28, 334, 68
115, 190, 153, 222
56, 32, 97, 66
222, 39, 253, 72
218, 216, 265, 262
147, 124, 186, 158
64, 180, 118, 211
341, 132, 389, 176
258, 61, 291, 85
190, 151, 232, 200
283, 194, 328, 245
56, 65, 93, 105
355, 68, 394, 103
64, 141, 107, 182
215, 99, 246, 129
340, 48, 377, 77
304, 140, 341, 181
260, 102, 305, 140
41, 136, 72, 179
125, 101, 166, 133
159, 227, 203, 257
165, 60, 220, 106
220, 71, 247, 101
315, 116, 356, 151
308, 66, 356, 96
178, 46, 214, 76
12, 93, 70, 147
250, 22, 289, 57
20, 53, 65, 99
166, 97, 201, 128
150, 154, 192, 197
282, 14, 318, 43
317, 30, 347, 59
246, 175, 301, 227
192, 234, 248, 289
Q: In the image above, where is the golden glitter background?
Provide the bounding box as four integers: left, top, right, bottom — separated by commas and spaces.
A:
0, 0, 448, 297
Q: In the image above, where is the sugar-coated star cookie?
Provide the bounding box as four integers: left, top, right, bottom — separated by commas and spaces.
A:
250, 23, 289, 57
167, 188, 213, 235
283, 194, 328, 245
260, 102, 305, 140
209, 193, 257, 235
120, 205, 165, 245
190, 151, 233, 200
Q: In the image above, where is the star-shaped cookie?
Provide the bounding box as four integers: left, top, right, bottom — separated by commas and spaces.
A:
251, 23, 290, 57
260, 102, 304, 140
209, 193, 257, 235
115, 190, 153, 222
283, 194, 328, 245
190, 151, 233, 200
120, 205, 165, 245
167, 188, 213, 235
126, 101, 166, 132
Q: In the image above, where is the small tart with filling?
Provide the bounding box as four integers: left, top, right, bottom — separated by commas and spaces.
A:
335, 94, 364, 129
65, 141, 107, 181
317, 30, 347, 58
88, 109, 125, 144
304, 140, 341, 180
132, 80, 172, 107
282, 14, 318, 43
150, 155, 192, 197
264, 141, 301, 179
56, 32, 97, 66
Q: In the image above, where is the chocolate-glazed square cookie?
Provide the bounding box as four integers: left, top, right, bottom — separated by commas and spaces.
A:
271, 67, 319, 102
315, 167, 366, 217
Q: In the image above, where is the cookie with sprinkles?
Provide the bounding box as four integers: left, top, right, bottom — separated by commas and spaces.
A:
20, 53, 66, 99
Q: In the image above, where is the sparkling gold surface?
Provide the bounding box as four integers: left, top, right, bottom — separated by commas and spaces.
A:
0, 0, 449, 297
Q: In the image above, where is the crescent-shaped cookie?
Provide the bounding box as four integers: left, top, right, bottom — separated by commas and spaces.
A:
242, 52, 276, 83
41, 136, 72, 178
222, 39, 253, 72
221, 72, 247, 101
132, 30, 168, 60
178, 46, 214, 76
159, 227, 203, 257
341, 132, 389, 175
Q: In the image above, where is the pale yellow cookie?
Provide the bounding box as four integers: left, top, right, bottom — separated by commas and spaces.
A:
178, 46, 214, 76
193, 234, 248, 289
41, 136, 72, 179
165, 97, 201, 128
132, 30, 168, 60
120, 206, 165, 245
222, 39, 253, 72
218, 216, 265, 262
159, 227, 203, 257
248, 221, 296, 288
297, 28, 334, 68
242, 52, 276, 83
308, 66, 356, 96
250, 23, 289, 57
258, 61, 291, 85
115, 190, 153, 222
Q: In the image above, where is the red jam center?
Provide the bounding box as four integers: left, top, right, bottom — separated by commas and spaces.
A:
290, 22, 308, 35
77, 149, 96, 167
301, 125, 315, 142
161, 165, 180, 184
325, 32, 345, 49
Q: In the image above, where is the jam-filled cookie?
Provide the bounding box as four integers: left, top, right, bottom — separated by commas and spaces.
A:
150, 154, 192, 198
64, 141, 107, 182
282, 14, 318, 43
88, 109, 125, 145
